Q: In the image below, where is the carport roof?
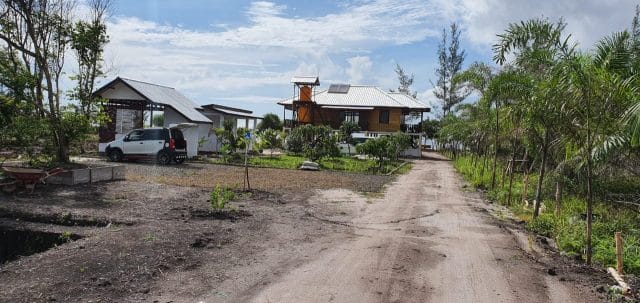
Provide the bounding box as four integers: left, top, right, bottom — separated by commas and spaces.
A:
94, 77, 212, 124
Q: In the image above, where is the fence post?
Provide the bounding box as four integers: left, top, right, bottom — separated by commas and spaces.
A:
615, 232, 623, 274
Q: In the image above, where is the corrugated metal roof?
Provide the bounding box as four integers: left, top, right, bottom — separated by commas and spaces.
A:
278, 85, 429, 110
388, 92, 430, 110
206, 107, 261, 119
291, 76, 320, 86
119, 78, 211, 123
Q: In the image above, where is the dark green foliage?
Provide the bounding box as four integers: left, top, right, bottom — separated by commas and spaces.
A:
257, 113, 283, 131
285, 124, 340, 161
356, 133, 412, 169
338, 121, 360, 155
420, 119, 440, 140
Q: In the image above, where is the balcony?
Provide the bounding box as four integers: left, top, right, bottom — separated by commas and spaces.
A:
401, 123, 422, 134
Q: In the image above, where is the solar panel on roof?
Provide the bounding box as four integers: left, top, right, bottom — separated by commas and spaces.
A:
328, 84, 350, 93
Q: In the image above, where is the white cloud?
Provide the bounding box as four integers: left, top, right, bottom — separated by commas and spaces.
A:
346, 56, 372, 84
98, 0, 638, 116
102, 0, 444, 105
457, 0, 636, 51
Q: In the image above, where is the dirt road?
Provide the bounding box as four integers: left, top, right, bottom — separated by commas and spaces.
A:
242, 153, 601, 303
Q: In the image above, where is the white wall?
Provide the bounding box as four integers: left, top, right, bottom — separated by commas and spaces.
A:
165, 107, 213, 157
100, 82, 145, 100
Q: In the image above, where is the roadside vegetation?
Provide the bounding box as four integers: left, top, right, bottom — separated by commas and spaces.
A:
211, 117, 411, 174
437, 9, 640, 272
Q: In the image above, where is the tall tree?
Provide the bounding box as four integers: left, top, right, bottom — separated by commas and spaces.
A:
69, 0, 111, 118
434, 22, 467, 115
0, 0, 110, 163
393, 63, 416, 97
493, 18, 574, 217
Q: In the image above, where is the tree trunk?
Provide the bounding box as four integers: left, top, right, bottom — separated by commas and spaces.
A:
507, 143, 517, 206
586, 109, 594, 265
520, 149, 529, 204
522, 173, 530, 206
491, 104, 499, 189
555, 181, 563, 214
55, 131, 70, 163
533, 131, 550, 218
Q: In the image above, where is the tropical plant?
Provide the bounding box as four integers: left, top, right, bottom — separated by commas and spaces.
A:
285, 124, 339, 161
258, 129, 283, 158
338, 121, 361, 155
257, 113, 283, 131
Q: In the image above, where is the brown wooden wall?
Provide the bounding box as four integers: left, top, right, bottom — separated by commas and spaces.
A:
367, 108, 401, 132
307, 107, 402, 132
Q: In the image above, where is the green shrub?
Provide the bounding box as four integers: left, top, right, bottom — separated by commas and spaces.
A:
526, 213, 556, 237
285, 124, 339, 161
210, 184, 235, 209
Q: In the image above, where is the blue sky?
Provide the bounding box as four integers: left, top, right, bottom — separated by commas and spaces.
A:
99, 0, 638, 118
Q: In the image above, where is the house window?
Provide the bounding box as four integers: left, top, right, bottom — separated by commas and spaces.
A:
379, 109, 389, 124
344, 111, 359, 123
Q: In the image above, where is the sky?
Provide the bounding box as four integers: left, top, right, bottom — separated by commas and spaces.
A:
97, 0, 639, 119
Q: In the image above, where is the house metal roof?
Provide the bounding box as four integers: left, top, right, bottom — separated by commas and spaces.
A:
95, 77, 212, 124
278, 85, 429, 111
202, 104, 261, 119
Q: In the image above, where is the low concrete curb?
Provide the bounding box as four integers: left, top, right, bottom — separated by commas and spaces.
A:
48, 165, 125, 185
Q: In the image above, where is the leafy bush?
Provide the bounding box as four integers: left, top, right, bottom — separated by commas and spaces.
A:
356, 132, 412, 169
526, 214, 556, 237
285, 124, 339, 161
257, 129, 283, 157
210, 184, 235, 209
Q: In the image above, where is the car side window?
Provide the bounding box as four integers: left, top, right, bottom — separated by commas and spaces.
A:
127, 130, 144, 141
143, 129, 164, 140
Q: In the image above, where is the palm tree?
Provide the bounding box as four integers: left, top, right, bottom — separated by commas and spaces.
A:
492, 18, 576, 217
560, 54, 636, 265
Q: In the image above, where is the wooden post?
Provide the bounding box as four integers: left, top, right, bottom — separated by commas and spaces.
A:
615, 232, 623, 274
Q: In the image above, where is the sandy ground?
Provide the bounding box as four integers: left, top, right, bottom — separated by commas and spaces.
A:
0, 155, 611, 302
236, 153, 607, 303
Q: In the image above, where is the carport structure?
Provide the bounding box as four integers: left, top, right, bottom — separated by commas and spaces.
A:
93, 77, 212, 156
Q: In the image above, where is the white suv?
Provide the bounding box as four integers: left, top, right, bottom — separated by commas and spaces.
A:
105, 128, 187, 164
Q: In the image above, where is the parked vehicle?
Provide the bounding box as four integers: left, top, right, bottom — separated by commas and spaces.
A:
105, 128, 187, 164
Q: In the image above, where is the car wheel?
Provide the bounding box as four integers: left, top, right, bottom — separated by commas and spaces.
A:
157, 151, 171, 165
107, 149, 123, 162
173, 156, 185, 164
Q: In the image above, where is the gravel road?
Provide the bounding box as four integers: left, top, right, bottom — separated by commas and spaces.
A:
241, 153, 603, 303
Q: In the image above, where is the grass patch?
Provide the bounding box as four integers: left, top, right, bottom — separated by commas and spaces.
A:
208, 153, 409, 174
453, 155, 640, 275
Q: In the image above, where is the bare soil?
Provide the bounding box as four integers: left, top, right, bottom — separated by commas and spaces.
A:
0, 156, 615, 302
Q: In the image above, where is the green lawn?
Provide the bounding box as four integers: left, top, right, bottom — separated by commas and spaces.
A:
207, 153, 410, 174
